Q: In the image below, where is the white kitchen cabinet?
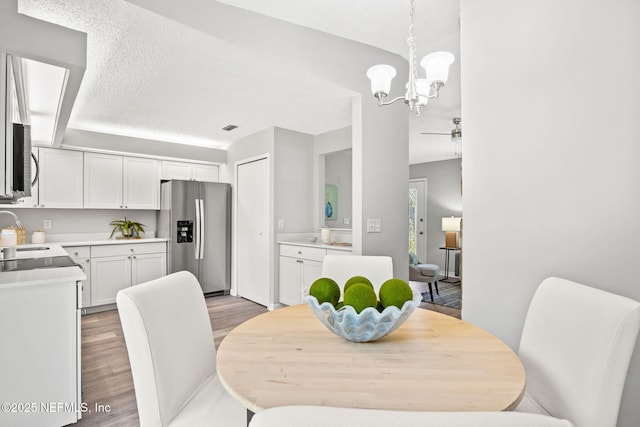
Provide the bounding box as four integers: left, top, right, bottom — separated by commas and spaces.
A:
131, 252, 167, 286
193, 164, 219, 182
0, 278, 83, 426
123, 156, 160, 209
84, 153, 160, 209
38, 148, 84, 208
66, 246, 91, 308
91, 254, 131, 306
278, 244, 328, 305
84, 152, 123, 208
90, 242, 166, 306
15, 147, 84, 208
161, 160, 219, 182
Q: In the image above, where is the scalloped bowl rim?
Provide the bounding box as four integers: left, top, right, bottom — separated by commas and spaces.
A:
303, 290, 422, 342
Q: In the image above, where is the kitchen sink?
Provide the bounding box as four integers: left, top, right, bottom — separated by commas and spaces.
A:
16, 246, 50, 251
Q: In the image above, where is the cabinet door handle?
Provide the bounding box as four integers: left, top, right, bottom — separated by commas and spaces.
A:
132, 255, 136, 259
297, 260, 303, 263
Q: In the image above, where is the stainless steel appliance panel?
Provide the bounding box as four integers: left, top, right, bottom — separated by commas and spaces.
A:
159, 180, 200, 279
198, 182, 230, 293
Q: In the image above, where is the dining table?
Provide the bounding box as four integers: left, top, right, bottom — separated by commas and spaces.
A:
216, 304, 525, 416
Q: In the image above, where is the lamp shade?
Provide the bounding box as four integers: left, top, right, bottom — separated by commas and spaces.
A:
441, 217, 461, 232
366, 64, 397, 96
421, 52, 455, 85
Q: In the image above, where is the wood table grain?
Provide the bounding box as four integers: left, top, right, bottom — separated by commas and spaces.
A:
216, 304, 525, 413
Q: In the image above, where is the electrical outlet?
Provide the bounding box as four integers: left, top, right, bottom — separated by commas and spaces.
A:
343, 218, 350, 225
43, 219, 52, 230
277, 219, 285, 230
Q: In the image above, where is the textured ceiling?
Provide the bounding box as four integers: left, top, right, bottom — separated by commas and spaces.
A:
18, 0, 460, 162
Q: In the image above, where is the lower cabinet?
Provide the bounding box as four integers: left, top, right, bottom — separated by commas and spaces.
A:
65, 242, 167, 308
278, 244, 350, 305
66, 246, 91, 308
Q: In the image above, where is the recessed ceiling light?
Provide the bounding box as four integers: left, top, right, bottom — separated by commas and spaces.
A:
222, 124, 238, 131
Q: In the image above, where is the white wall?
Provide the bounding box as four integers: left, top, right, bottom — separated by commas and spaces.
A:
461, 1, 640, 426
274, 128, 314, 233
1, 208, 157, 240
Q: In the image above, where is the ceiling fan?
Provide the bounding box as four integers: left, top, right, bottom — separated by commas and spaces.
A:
420, 117, 462, 141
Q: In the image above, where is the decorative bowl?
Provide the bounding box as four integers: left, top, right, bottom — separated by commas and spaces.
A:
303, 291, 422, 342
307, 236, 318, 244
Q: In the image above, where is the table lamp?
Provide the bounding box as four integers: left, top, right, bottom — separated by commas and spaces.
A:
442, 217, 461, 248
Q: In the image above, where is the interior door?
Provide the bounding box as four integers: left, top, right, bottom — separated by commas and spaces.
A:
409, 179, 427, 262
236, 157, 270, 306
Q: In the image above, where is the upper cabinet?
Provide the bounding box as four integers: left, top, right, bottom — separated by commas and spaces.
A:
39, 148, 84, 208
84, 153, 159, 209
161, 160, 219, 182
15, 147, 83, 208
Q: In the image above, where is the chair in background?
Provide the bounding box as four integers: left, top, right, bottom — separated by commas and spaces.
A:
515, 277, 640, 427
249, 406, 574, 427
409, 252, 440, 302
116, 271, 245, 427
322, 255, 393, 292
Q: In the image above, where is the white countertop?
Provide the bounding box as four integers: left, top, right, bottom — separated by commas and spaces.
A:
58, 237, 167, 247
278, 240, 352, 252
0, 243, 86, 287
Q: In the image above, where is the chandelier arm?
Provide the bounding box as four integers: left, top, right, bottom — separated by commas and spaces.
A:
376, 95, 406, 107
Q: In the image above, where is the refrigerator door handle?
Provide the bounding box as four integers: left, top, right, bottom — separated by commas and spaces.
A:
199, 199, 205, 259
194, 198, 201, 259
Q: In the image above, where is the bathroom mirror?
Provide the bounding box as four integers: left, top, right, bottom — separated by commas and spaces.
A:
323, 148, 352, 229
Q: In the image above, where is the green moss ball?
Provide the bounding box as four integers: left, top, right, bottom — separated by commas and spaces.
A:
343, 283, 378, 313
309, 277, 340, 306
344, 276, 374, 293
379, 278, 413, 309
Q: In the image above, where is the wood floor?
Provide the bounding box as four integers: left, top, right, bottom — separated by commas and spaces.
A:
78, 294, 460, 426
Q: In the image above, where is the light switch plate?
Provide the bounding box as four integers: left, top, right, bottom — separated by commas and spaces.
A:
366, 219, 382, 233
43, 219, 52, 230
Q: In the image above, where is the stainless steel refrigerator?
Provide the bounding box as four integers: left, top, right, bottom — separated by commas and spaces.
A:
157, 180, 231, 294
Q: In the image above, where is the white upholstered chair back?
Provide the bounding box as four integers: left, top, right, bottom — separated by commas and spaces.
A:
117, 271, 238, 426
516, 277, 640, 427
321, 255, 394, 293
249, 406, 574, 427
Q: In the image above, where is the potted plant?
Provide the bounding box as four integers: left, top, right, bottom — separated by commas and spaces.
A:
109, 217, 146, 239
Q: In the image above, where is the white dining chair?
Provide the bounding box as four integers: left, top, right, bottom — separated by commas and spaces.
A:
116, 271, 245, 426
515, 277, 640, 427
322, 255, 394, 293
249, 406, 574, 427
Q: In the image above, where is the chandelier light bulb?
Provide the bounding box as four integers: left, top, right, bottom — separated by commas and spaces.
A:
366, 64, 397, 98
421, 52, 455, 86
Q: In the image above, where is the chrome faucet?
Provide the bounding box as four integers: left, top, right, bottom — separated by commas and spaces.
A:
0, 211, 23, 228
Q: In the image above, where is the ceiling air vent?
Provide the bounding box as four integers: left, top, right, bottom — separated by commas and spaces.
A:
222, 124, 238, 131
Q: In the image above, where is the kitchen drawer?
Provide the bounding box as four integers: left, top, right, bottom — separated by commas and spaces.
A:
64, 246, 91, 258
91, 242, 166, 258
279, 244, 326, 262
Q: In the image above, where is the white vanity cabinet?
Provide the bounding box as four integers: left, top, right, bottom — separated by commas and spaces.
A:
278, 244, 351, 305
90, 242, 166, 306
84, 153, 160, 209
161, 160, 219, 182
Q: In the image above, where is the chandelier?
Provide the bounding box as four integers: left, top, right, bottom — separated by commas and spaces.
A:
366, 0, 455, 117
